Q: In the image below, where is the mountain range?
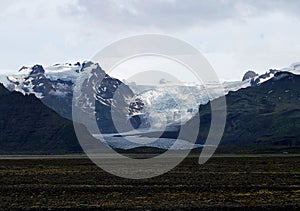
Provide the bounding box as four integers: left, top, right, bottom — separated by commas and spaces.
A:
0, 61, 299, 153
1, 61, 251, 133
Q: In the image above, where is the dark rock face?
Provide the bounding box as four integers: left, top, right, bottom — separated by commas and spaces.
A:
72, 62, 145, 133
0, 84, 9, 95
0, 84, 87, 154
242, 70, 258, 81
30, 65, 45, 76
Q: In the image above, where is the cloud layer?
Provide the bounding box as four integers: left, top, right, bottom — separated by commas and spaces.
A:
65, 0, 300, 29
0, 0, 300, 80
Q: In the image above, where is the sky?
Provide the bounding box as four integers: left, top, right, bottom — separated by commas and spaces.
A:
0, 0, 300, 80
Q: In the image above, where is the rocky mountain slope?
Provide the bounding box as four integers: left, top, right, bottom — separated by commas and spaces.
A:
0, 83, 90, 154
193, 71, 300, 149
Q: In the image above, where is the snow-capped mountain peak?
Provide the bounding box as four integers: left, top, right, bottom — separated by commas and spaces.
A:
2, 61, 145, 134
241, 62, 300, 87
5, 61, 104, 98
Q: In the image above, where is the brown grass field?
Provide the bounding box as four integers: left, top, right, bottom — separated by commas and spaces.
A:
0, 155, 299, 210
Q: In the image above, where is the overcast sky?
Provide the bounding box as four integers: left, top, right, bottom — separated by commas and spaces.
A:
0, 0, 300, 80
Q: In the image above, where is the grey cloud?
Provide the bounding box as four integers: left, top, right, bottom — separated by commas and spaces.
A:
60, 0, 300, 31
249, 0, 300, 15
61, 0, 239, 30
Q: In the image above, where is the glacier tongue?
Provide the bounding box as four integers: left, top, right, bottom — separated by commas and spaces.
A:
96, 134, 203, 150
129, 80, 250, 128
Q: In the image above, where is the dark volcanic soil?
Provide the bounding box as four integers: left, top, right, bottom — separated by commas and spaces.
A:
0, 155, 299, 210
